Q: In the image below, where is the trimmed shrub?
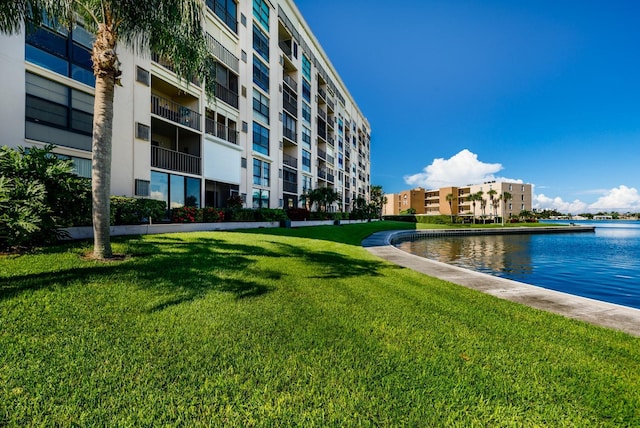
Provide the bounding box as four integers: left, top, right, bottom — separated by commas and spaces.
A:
111, 196, 166, 225
286, 207, 310, 221
171, 206, 202, 223
202, 207, 224, 223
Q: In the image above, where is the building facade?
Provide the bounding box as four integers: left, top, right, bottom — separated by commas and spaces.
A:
384, 181, 533, 220
0, 0, 371, 212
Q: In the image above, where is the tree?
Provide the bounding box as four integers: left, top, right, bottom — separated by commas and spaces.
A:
445, 192, 457, 223
370, 185, 387, 220
468, 193, 479, 224
1, 1, 214, 259
501, 192, 512, 226
479, 196, 488, 223
306, 187, 340, 212
487, 189, 498, 222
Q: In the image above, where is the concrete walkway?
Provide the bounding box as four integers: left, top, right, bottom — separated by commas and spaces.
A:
362, 230, 640, 337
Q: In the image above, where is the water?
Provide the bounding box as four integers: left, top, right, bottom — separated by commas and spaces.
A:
394, 220, 640, 309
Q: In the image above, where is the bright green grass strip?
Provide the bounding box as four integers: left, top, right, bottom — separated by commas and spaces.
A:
1, 223, 639, 426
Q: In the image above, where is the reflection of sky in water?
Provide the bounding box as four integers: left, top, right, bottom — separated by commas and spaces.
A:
395, 221, 640, 309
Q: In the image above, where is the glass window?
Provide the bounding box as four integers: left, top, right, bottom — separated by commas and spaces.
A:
253, 122, 269, 155
252, 89, 269, 124
302, 126, 311, 149
253, 23, 269, 62
151, 171, 169, 206
302, 79, 311, 103
253, 159, 270, 186
186, 177, 201, 207
302, 102, 311, 124
253, 0, 269, 31
302, 175, 312, 192
207, 0, 237, 33
302, 150, 311, 173
252, 188, 269, 209
253, 55, 269, 91
302, 55, 311, 81
25, 24, 95, 87
170, 175, 185, 208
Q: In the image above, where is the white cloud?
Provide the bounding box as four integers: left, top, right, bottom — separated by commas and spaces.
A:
533, 194, 587, 213
404, 149, 520, 188
534, 185, 640, 213
588, 185, 640, 211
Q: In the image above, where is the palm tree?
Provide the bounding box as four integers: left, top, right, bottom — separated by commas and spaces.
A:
501, 192, 512, 226
1, 1, 213, 259
479, 196, 487, 223
487, 189, 498, 223
468, 192, 479, 224
445, 192, 457, 223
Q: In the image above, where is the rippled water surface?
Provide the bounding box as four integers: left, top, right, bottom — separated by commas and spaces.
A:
394, 220, 640, 309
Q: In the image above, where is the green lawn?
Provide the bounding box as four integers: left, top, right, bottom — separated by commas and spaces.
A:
1, 221, 638, 426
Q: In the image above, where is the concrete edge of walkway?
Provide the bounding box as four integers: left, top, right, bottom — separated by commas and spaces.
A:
362, 229, 640, 337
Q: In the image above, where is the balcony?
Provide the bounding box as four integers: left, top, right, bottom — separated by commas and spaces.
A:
205, 118, 238, 145
215, 83, 239, 109
283, 180, 297, 194
327, 173, 335, 182
318, 108, 327, 120
318, 87, 326, 101
318, 170, 327, 180
151, 53, 200, 86
283, 126, 297, 143
151, 94, 201, 132
283, 153, 298, 169
279, 40, 292, 59
283, 74, 297, 92
151, 145, 201, 175
283, 90, 298, 116
317, 148, 327, 160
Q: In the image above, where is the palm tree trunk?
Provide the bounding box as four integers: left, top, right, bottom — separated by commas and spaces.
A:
91, 22, 118, 259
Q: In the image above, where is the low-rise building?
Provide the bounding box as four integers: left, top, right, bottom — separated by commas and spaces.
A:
384, 181, 533, 221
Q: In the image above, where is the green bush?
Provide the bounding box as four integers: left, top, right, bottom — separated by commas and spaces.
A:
170, 206, 202, 223
201, 207, 224, 223
0, 145, 91, 249
383, 215, 418, 223
286, 207, 310, 221
111, 196, 166, 225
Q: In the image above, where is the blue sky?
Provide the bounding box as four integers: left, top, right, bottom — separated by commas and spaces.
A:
294, 0, 640, 213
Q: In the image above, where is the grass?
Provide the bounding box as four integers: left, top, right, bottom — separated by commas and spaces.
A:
1, 221, 638, 426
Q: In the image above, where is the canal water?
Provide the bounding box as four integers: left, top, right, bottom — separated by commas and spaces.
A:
393, 220, 640, 309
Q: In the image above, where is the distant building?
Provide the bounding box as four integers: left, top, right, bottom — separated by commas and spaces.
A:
384, 181, 533, 220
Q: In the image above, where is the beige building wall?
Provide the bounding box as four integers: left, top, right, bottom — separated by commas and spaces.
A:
0, 0, 371, 213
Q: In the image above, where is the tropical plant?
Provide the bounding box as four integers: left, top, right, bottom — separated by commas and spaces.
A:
370, 185, 387, 220
307, 187, 340, 212
0, 145, 91, 249
0, 1, 214, 258
501, 192, 512, 226
487, 189, 498, 222
445, 192, 457, 223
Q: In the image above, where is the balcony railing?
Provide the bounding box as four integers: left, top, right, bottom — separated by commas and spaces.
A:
318, 108, 327, 120
283, 154, 298, 168
283, 127, 297, 143
215, 83, 239, 109
283, 180, 297, 193
318, 170, 327, 180
283, 74, 297, 92
327, 155, 335, 165
283, 95, 297, 116
151, 53, 200, 86
318, 87, 326, 101
151, 94, 201, 131
327, 173, 335, 182
279, 40, 292, 59
317, 148, 327, 160
151, 145, 201, 175
205, 118, 238, 145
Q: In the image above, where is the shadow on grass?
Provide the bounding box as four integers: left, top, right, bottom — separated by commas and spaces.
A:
1, 231, 398, 307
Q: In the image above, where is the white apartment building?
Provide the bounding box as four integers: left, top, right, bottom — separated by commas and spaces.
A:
0, 0, 371, 212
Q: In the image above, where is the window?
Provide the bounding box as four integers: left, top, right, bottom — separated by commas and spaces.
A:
253, 24, 269, 61
253, 122, 269, 155
252, 89, 269, 124
253, 159, 270, 186
302, 102, 311, 124
252, 188, 269, 208
302, 175, 312, 192
25, 22, 95, 87
136, 123, 150, 140
135, 179, 150, 197
136, 66, 150, 86
253, 0, 269, 31
151, 171, 201, 209
206, 0, 237, 33
301, 126, 311, 149
25, 72, 93, 136
302, 79, 311, 103
283, 113, 296, 142
58, 154, 91, 178
253, 55, 269, 91
302, 150, 311, 173
302, 55, 311, 81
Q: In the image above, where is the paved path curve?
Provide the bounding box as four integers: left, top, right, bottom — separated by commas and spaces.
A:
362, 229, 640, 337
